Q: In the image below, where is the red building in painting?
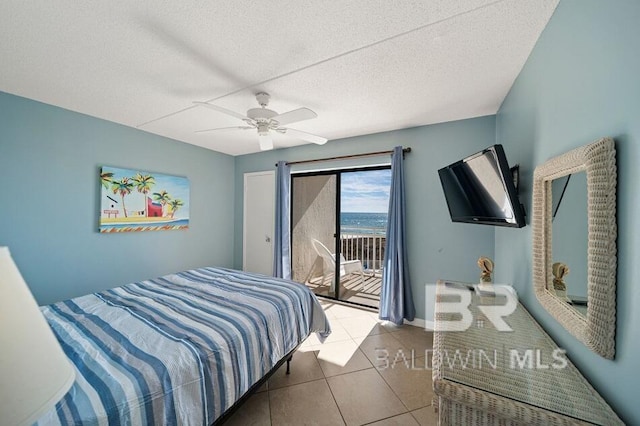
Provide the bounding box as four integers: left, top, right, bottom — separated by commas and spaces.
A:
147, 197, 163, 217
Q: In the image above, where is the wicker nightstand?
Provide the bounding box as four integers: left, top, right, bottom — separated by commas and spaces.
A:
432, 281, 622, 425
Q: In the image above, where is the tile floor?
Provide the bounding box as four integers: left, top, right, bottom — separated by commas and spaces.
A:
224, 299, 439, 426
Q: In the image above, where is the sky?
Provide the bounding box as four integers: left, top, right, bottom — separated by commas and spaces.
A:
340, 169, 391, 213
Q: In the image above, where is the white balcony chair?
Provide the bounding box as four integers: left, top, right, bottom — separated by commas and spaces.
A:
308, 238, 365, 292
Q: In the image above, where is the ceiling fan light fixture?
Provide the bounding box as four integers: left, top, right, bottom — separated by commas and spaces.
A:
257, 123, 270, 135
257, 120, 272, 150
258, 133, 273, 151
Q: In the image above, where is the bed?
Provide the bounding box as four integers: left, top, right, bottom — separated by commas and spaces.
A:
36, 267, 331, 425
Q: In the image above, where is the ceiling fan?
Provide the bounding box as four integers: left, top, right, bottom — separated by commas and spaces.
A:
194, 92, 328, 151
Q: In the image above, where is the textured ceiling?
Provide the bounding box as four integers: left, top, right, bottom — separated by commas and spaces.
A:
0, 0, 558, 156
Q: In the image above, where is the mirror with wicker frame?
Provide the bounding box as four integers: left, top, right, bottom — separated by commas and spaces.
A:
532, 137, 617, 359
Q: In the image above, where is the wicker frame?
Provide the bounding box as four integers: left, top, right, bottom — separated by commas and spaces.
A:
532, 137, 617, 359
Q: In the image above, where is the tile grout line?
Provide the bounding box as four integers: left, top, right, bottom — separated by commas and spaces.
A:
267, 389, 273, 426
318, 331, 379, 426
324, 333, 407, 426
323, 375, 349, 426
373, 357, 424, 415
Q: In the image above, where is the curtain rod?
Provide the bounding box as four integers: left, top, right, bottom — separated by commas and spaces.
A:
276, 147, 411, 167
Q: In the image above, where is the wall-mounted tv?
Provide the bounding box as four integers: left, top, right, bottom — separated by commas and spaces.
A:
438, 144, 526, 228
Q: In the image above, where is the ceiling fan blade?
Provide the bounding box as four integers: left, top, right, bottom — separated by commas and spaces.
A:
194, 126, 254, 133
258, 134, 273, 151
193, 101, 251, 122
272, 107, 317, 126
284, 128, 328, 145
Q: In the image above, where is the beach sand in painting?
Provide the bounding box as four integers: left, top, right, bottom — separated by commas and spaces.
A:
100, 217, 181, 224
100, 224, 188, 233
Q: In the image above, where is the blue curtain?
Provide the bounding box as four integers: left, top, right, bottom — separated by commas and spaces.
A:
379, 146, 415, 325
273, 161, 291, 279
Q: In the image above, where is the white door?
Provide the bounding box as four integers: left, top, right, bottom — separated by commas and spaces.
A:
243, 171, 275, 275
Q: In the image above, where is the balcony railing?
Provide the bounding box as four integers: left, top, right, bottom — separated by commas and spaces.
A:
340, 227, 386, 274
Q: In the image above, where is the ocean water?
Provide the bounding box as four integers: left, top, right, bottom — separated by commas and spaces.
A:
341, 212, 387, 234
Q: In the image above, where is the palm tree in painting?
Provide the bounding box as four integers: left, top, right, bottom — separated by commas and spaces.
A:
168, 199, 184, 218
152, 190, 172, 217
100, 171, 114, 190
132, 173, 155, 217
111, 177, 134, 218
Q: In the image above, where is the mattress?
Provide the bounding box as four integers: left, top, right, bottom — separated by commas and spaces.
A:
36, 267, 330, 425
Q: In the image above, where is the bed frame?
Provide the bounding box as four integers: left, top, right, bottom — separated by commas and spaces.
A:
212, 340, 302, 425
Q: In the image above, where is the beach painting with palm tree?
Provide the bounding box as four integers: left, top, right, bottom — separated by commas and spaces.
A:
99, 166, 189, 232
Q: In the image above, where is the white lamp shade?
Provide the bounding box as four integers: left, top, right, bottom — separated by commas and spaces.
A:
0, 247, 75, 425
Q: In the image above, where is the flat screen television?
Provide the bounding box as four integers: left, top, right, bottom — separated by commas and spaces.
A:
438, 144, 526, 228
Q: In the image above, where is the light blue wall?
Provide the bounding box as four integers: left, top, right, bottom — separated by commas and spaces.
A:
0, 92, 236, 305
234, 116, 498, 320
495, 1, 640, 423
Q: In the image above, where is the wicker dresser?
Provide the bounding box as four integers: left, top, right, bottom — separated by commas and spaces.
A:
432, 282, 622, 425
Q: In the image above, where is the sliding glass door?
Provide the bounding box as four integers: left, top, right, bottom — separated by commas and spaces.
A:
291, 167, 390, 309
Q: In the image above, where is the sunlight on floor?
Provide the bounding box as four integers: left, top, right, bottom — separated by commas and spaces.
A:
315, 340, 360, 367
306, 300, 392, 367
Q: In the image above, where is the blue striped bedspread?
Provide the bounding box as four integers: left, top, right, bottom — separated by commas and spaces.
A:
36, 267, 331, 426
